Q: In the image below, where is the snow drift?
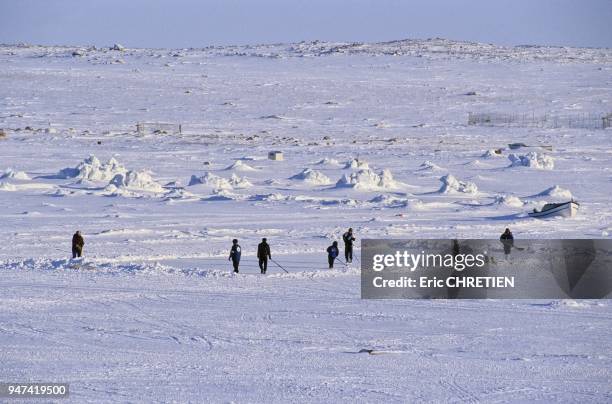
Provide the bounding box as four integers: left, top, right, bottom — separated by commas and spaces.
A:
1, 168, 30, 180
290, 168, 332, 185
107, 170, 165, 193
344, 158, 369, 170
225, 160, 258, 172
438, 174, 478, 194
534, 185, 573, 200
508, 152, 555, 170
58, 155, 127, 182
336, 169, 401, 191
494, 194, 524, 207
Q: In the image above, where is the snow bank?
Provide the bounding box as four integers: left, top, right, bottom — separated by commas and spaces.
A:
290, 168, 332, 185
494, 194, 524, 207
508, 152, 554, 170
418, 160, 444, 171
344, 158, 369, 170
0, 182, 17, 191
226, 160, 258, 172
481, 149, 503, 158
535, 185, 573, 199
108, 170, 165, 193
58, 155, 127, 182
229, 173, 252, 188
189, 172, 232, 190
438, 174, 478, 194
336, 169, 401, 191
189, 172, 251, 190
314, 158, 341, 167
1, 168, 30, 180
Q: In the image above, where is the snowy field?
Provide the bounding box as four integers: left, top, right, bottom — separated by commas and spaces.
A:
1, 39, 611, 402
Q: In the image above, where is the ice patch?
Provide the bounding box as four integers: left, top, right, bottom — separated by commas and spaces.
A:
290, 168, 332, 185
508, 152, 554, 170
336, 169, 401, 191
438, 174, 478, 194
1, 168, 30, 180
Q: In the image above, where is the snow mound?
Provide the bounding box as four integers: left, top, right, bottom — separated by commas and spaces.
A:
336, 169, 401, 191
290, 168, 332, 185
481, 149, 503, 158
438, 174, 478, 194
314, 158, 342, 167
189, 172, 233, 190
535, 185, 573, 199
1, 168, 30, 180
344, 158, 369, 170
0, 181, 17, 191
229, 173, 252, 188
108, 170, 165, 193
226, 160, 258, 172
418, 160, 444, 171
494, 194, 524, 207
59, 155, 127, 182
508, 152, 554, 170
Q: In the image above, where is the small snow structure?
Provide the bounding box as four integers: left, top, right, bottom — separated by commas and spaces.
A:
438, 174, 478, 194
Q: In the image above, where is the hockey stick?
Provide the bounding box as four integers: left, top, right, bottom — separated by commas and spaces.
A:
270, 258, 290, 274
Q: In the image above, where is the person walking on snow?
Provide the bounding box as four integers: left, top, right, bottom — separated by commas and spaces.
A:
500, 228, 514, 255
229, 239, 242, 273
342, 228, 355, 263
327, 241, 339, 269
72, 230, 84, 258
257, 238, 271, 274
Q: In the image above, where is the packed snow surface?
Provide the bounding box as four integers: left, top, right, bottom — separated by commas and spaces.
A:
1, 39, 611, 402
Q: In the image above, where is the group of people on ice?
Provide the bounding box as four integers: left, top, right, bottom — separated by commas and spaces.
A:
228, 228, 355, 273
71, 227, 515, 273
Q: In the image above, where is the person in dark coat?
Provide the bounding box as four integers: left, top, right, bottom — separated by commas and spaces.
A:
228, 239, 241, 273
327, 241, 339, 269
342, 228, 356, 263
500, 228, 514, 255
72, 230, 84, 258
257, 238, 271, 274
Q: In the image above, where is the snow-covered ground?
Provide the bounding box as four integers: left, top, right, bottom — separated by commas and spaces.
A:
1, 39, 611, 402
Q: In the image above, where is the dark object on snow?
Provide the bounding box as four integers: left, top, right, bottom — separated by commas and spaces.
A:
229, 239, 241, 273
500, 228, 514, 241
72, 231, 84, 258
500, 228, 514, 255
257, 238, 271, 274
342, 228, 356, 263
327, 241, 339, 269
